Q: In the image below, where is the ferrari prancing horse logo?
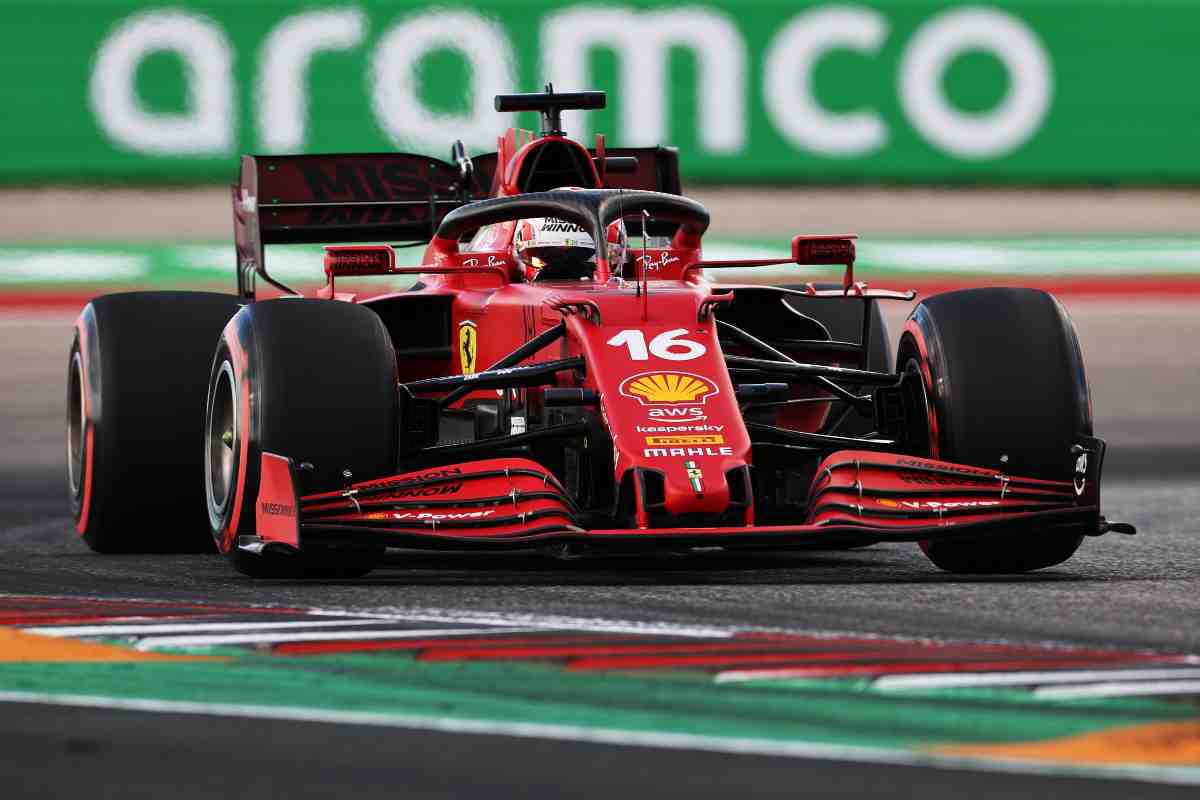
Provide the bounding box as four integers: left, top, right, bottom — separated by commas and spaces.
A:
458, 320, 478, 375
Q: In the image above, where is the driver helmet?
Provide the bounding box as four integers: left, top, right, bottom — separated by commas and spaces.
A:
513, 216, 596, 282
512, 216, 629, 282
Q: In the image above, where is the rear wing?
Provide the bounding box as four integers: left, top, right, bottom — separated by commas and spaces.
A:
232, 153, 471, 297
232, 146, 682, 298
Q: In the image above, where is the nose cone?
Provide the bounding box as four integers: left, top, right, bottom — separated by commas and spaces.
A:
565, 290, 751, 526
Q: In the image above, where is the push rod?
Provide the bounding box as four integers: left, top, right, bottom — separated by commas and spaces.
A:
406, 356, 582, 396
724, 354, 897, 386
746, 422, 897, 452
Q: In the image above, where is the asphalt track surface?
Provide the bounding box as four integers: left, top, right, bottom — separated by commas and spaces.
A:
2, 701, 1193, 800
1, 307, 1197, 798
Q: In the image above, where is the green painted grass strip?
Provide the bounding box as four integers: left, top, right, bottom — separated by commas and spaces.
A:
0, 655, 1193, 751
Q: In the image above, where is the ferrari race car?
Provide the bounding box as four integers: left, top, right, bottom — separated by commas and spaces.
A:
67, 88, 1133, 577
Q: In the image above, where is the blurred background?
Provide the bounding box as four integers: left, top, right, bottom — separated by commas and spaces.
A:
0, 0, 1196, 475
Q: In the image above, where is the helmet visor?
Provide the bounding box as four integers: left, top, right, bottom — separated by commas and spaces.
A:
524, 245, 596, 279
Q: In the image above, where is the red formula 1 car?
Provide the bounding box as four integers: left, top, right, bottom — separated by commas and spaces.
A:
67, 88, 1133, 577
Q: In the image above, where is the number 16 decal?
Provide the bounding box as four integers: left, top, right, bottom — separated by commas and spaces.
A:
606, 329, 706, 361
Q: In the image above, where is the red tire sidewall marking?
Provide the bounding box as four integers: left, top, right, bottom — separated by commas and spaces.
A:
74, 318, 95, 536
215, 318, 253, 554
903, 319, 943, 558
902, 319, 940, 460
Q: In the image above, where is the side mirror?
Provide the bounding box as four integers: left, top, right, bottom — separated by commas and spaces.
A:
324, 245, 396, 277
792, 234, 856, 265
451, 140, 475, 201
599, 156, 639, 174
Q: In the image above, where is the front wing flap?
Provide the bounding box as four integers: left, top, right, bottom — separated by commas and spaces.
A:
806, 450, 1095, 530
250, 456, 583, 554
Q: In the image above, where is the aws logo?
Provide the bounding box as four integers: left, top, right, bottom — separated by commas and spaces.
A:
619, 371, 717, 406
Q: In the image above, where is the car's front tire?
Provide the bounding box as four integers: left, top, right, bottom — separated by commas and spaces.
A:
206, 299, 398, 578
898, 288, 1092, 573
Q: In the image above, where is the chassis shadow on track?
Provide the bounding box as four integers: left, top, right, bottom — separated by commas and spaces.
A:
246, 548, 1093, 588
18, 543, 1098, 589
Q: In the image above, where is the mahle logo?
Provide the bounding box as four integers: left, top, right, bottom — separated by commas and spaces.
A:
89, 4, 1052, 162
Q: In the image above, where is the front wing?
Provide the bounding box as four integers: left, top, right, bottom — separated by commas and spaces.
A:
246, 446, 1122, 556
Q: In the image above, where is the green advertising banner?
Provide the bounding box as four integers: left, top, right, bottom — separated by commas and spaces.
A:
1, 1, 1198, 184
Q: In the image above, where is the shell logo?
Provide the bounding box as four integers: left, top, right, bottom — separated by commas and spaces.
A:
619, 371, 718, 405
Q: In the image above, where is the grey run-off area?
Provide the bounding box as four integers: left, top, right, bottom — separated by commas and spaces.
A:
1, 185, 1199, 240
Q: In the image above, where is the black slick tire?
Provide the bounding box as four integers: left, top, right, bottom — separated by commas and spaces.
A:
69, 291, 243, 552
205, 299, 398, 578
897, 288, 1092, 573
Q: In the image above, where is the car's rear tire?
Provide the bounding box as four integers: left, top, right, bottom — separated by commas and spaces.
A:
782, 284, 891, 436
206, 299, 398, 578
897, 288, 1091, 573
69, 291, 243, 552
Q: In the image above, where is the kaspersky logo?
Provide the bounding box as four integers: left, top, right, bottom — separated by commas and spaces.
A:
619, 371, 717, 405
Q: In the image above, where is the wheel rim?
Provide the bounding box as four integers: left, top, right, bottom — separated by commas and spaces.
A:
66, 351, 86, 497
206, 360, 238, 514
901, 355, 937, 459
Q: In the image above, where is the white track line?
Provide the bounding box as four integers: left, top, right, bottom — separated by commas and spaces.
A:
19, 608, 733, 640
874, 669, 1200, 691
0, 593, 1186, 653
1035, 681, 1200, 700
0, 691, 1196, 787
26, 619, 397, 637
133, 626, 538, 651
357, 609, 739, 639
0, 592, 1017, 642
715, 668, 851, 683
0, 592, 763, 639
